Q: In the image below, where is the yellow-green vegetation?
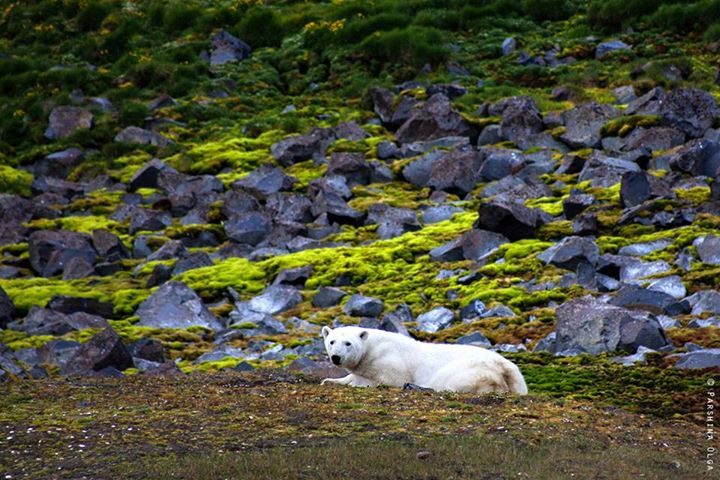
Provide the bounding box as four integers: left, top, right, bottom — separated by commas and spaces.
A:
600, 115, 662, 137
0, 164, 33, 197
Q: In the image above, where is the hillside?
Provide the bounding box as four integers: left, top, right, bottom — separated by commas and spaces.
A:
1, 1, 719, 478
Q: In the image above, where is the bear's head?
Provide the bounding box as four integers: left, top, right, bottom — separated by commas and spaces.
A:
321, 326, 368, 370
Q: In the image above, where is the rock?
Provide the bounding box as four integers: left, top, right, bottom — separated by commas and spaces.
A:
129, 158, 176, 191
308, 175, 352, 200
271, 127, 335, 166
92, 229, 129, 262
562, 194, 594, 220
28, 230, 96, 277
343, 294, 384, 318
456, 331, 492, 348
537, 236, 599, 271
555, 296, 670, 354
477, 125, 502, 145
610, 285, 689, 316
618, 239, 672, 257
368, 87, 395, 124
481, 305, 517, 318
499, 99, 543, 144
224, 211, 272, 246
658, 315, 681, 329
613, 345, 656, 366
416, 307, 454, 333
273, 266, 313, 287
365, 204, 420, 240
287, 357, 346, 379
44, 106, 92, 139
613, 85, 637, 104
533, 332, 557, 353
376, 140, 400, 160
686, 290, 720, 315
402, 151, 443, 187
62, 327, 133, 376
647, 276, 687, 299
36, 339, 82, 368
114, 126, 173, 147
147, 239, 187, 261
135, 281, 222, 330
626, 87, 666, 116
426, 145, 481, 196
172, 251, 213, 276
210, 29, 251, 66
233, 164, 297, 197
312, 287, 347, 308
146, 264, 172, 288
560, 102, 618, 149
475, 198, 549, 241
395, 94, 477, 144
311, 190, 365, 227
47, 296, 114, 318
128, 338, 166, 363
460, 299, 487, 321
327, 152, 371, 187
579, 151, 640, 187
621, 127, 685, 153
34, 148, 85, 178
31, 177, 83, 199
502, 37, 517, 56
673, 349, 720, 369
696, 235, 720, 265
660, 139, 720, 177
620, 260, 671, 283
62, 257, 95, 279
420, 205, 463, 224
430, 229, 508, 262
620, 171, 669, 208
376, 305, 412, 336
266, 193, 313, 224
688, 318, 720, 328
128, 208, 172, 234
193, 345, 245, 364
0, 287, 17, 328
248, 285, 302, 315
477, 147, 526, 182
595, 40, 630, 59
659, 88, 720, 138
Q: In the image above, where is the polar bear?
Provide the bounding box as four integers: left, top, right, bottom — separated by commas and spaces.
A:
321, 326, 528, 395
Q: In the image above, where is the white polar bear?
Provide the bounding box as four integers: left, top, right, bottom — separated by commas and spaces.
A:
321, 326, 528, 395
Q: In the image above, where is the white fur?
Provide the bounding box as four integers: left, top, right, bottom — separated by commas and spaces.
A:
321, 326, 528, 395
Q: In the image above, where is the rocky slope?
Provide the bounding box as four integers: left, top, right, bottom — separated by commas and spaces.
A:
0, 0, 718, 421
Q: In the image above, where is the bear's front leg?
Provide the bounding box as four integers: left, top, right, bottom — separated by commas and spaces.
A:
322, 373, 377, 387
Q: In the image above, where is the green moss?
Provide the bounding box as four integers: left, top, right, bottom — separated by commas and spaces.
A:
600, 115, 661, 138
525, 195, 566, 216
0, 164, 33, 196
675, 186, 711, 204
0, 329, 53, 351
24, 216, 123, 235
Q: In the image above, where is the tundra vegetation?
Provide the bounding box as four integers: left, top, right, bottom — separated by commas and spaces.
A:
0, 1, 719, 478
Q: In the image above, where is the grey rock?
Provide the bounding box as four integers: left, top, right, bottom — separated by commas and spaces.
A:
395, 94, 477, 144
475, 198, 549, 241
613, 345, 656, 366
686, 290, 720, 315
659, 88, 720, 138
34, 148, 85, 178
420, 205, 463, 224
210, 29, 251, 66
172, 251, 213, 276
613, 85, 637, 104
416, 307, 454, 333
343, 294, 384, 318
233, 164, 297, 196
673, 349, 720, 369
430, 229, 508, 262
537, 236, 599, 271
128, 158, 176, 191
556, 296, 670, 354
618, 239, 672, 257
502, 37, 517, 56
595, 40, 630, 59
610, 284, 689, 316
562, 194, 594, 220
456, 331, 492, 348
560, 102, 618, 149
696, 235, 720, 265
378, 305, 413, 336
114, 126, 173, 147
135, 281, 222, 330
477, 125, 502, 145
128, 338, 166, 363
224, 211, 272, 246
194, 345, 246, 364
28, 230, 96, 277
647, 276, 687, 299
533, 332, 557, 353
44, 106, 92, 139
460, 299, 487, 321
248, 285, 302, 315
62, 327, 133, 376
481, 305, 517, 318
688, 318, 720, 328
312, 287, 347, 308
0, 287, 16, 328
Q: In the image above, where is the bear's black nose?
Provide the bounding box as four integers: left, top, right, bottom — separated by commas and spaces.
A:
331, 355, 341, 365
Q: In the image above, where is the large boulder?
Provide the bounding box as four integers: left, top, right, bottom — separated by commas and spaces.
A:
92, 229, 130, 262
609, 285, 689, 316
135, 281, 222, 330
395, 94, 477, 144
224, 211, 272, 246
620, 171, 671, 208
426, 145, 481, 197
659, 139, 720, 177
28, 230, 97, 277
555, 296, 670, 354
62, 327, 133, 376
477, 148, 526, 182
44, 106, 92, 139
129, 158, 177, 191
499, 98, 543, 144
659, 88, 720, 138
475, 199, 549, 241
327, 152, 371, 187
560, 102, 618, 149
209, 29, 251, 66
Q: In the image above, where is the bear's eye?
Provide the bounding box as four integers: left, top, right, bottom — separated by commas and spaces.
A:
344, 341, 351, 347
329, 340, 335, 345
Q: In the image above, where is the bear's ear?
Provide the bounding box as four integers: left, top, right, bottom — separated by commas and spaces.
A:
359, 330, 368, 341
321, 326, 331, 338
